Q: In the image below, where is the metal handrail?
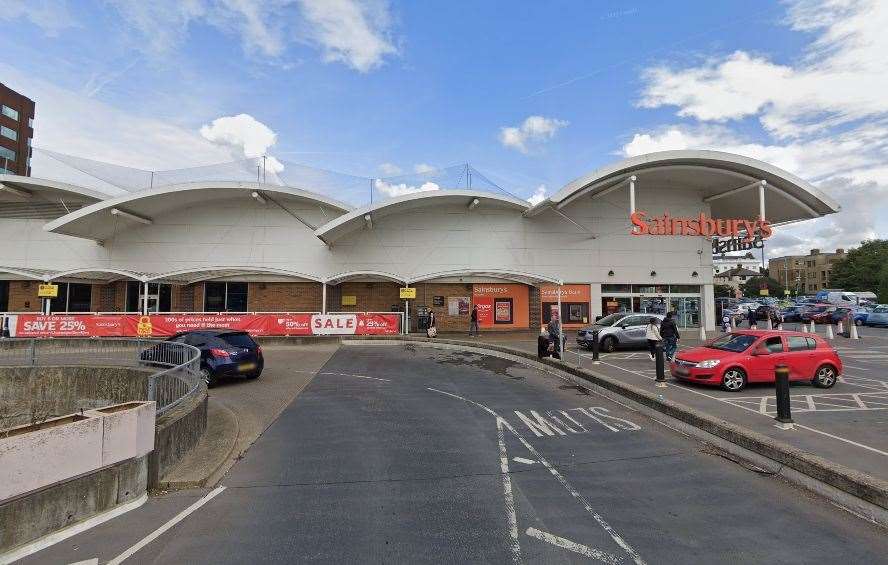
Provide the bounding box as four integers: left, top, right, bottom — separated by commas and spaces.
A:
0, 338, 202, 417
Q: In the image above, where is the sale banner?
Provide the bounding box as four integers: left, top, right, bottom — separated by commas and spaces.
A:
356, 313, 401, 335
311, 314, 358, 335
9, 314, 129, 338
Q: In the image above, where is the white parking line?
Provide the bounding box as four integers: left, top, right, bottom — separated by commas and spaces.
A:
106, 487, 226, 565
526, 527, 621, 564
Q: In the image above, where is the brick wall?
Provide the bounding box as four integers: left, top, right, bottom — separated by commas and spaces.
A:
332, 282, 400, 313
7, 281, 39, 312
91, 283, 120, 311
247, 282, 322, 312
529, 286, 541, 332
412, 282, 473, 332
192, 283, 204, 311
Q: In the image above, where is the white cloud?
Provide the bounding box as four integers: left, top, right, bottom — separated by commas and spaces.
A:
378, 162, 402, 175
527, 184, 547, 206
200, 114, 284, 173
297, 0, 398, 72
0, 0, 78, 36
413, 163, 436, 174
638, 1, 888, 138
499, 115, 569, 153
373, 179, 439, 198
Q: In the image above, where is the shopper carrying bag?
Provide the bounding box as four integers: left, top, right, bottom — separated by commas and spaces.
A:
427, 310, 437, 338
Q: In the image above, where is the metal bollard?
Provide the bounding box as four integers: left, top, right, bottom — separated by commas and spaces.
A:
655, 343, 667, 387
774, 364, 793, 429
591, 329, 601, 364
826, 324, 834, 339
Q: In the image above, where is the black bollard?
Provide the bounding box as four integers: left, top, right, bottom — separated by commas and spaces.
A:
774, 364, 793, 428
655, 342, 666, 387
591, 329, 600, 363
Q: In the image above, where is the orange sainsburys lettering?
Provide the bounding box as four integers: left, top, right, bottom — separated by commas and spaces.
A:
629, 211, 772, 241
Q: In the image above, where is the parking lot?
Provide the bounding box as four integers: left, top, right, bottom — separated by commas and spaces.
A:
561, 325, 888, 482
21, 344, 888, 564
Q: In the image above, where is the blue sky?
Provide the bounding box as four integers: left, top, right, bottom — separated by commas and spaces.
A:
2, 0, 886, 257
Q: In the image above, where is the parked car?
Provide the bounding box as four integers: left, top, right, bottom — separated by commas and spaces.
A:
799, 303, 833, 322
809, 307, 840, 324
865, 306, 888, 327
752, 305, 782, 323
781, 305, 810, 323
164, 329, 263, 387
824, 307, 856, 324
670, 330, 842, 392
576, 312, 665, 353
853, 308, 871, 326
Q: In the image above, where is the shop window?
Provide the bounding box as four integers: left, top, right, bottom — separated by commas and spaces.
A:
204, 282, 248, 312
631, 285, 668, 294
542, 301, 589, 325
49, 283, 92, 312
126, 282, 172, 312
669, 284, 701, 293
601, 284, 630, 293
601, 296, 632, 315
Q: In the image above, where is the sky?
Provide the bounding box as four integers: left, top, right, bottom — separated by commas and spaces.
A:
1, 0, 886, 259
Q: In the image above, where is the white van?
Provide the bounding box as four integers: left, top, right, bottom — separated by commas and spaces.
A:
826, 291, 858, 306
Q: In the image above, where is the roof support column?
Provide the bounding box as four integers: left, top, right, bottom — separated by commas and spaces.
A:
322, 282, 327, 314
142, 281, 149, 315
629, 175, 637, 215
758, 180, 767, 221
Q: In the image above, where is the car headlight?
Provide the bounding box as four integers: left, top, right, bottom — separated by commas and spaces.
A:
696, 359, 721, 368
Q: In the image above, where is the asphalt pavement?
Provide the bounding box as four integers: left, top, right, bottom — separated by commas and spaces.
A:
22, 343, 888, 564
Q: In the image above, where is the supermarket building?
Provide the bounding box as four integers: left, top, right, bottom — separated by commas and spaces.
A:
0, 150, 839, 334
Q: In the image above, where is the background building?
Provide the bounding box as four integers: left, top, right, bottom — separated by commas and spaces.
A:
713, 252, 760, 276
769, 248, 846, 294
714, 267, 760, 295
0, 83, 34, 176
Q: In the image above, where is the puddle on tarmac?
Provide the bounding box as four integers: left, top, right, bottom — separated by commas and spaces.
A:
432, 351, 527, 380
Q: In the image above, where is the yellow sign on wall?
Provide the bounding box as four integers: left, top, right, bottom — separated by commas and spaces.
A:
341, 295, 357, 306
399, 287, 416, 299
37, 284, 59, 298
759, 288, 770, 296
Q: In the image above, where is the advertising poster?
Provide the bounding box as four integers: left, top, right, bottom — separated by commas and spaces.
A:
471, 284, 529, 329
473, 297, 494, 326
447, 297, 469, 316
494, 298, 513, 324
540, 284, 591, 328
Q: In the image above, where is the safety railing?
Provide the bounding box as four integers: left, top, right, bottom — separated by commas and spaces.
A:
0, 338, 202, 417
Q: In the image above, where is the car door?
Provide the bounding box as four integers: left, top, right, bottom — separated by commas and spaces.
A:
748, 336, 786, 382
619, 316, 648, 345
784, 335, 817, 380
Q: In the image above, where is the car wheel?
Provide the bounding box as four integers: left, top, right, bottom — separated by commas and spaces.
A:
200, 366, 217, 388
813, 364, 837, 388
721, 368, 747, 392
246, 371, 260, 380
600, 336, 617, 353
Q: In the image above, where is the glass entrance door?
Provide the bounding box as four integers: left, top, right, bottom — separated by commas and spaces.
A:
670, 297, 700, 328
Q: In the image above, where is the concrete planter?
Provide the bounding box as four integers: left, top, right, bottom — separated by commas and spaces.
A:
0, 401, 155, 502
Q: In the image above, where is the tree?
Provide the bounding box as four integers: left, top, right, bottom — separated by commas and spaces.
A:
741, 276, 785, 298
878, 263, 888, 304
830, 240, 888, 291
714, 284, 734, 298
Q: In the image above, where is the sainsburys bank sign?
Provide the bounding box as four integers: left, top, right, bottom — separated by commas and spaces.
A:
630, 211, 772, 241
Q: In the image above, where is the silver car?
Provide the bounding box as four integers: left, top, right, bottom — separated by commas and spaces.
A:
576, 312, 666, 353
865, 305, 888, 327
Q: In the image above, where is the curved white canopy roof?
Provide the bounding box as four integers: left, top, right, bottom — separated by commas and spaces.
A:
0, 174, 107, 203
43, 181, 353, 241
315, 189, 529, 245
527, 150, 840, 225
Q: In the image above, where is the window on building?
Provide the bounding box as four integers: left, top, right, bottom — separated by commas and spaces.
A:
126, 282, 171, 312
0, 280, 8, 311
1, 105, 18, 121
0, 146, 14, 162
601, 284, 631, 293
0, 125, 16, 141
49, 283, 92, 312
204, 282, 248, 312
669, 285, 701, 293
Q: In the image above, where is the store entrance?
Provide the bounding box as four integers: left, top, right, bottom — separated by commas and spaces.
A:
669, 296, 701, 328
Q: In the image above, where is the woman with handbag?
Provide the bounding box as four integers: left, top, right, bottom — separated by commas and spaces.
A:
427, 310, 437, 338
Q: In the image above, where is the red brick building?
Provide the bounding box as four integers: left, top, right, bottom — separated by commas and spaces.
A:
0, 83, 35, 177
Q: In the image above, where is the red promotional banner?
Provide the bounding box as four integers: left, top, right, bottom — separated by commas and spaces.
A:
473, 297, 494, 327
7, 312, 400, 338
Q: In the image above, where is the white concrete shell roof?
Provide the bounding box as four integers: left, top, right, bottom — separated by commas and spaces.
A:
526, 150, 840, 225
43, 181, 353, 241
0, 174, 107, 203
314, 189, 529, 245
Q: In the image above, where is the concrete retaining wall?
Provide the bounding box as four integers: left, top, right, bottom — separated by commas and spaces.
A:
0, 365, 151, 429
0, 455, 147, 556
149, 387, 208, 488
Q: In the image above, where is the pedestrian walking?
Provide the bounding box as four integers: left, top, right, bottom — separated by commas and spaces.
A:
469, 305, 479, 336
547, 311, 562, 360
660, 311, 679, 361
747, 307, 757, 329
427, 309, 437, 338
645, 317, 662, 361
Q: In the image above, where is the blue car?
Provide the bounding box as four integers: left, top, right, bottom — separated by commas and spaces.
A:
166, 329, 264, 387
853, 309, 870, 326
865, 306, 888, 327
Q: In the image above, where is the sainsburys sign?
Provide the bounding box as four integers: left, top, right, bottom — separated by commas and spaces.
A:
630, 211, 772, 241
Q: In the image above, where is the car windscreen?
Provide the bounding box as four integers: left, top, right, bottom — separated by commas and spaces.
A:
874, 307, 888, 313
594, 313, 622, 327
706, 333, 757, 352
218, 332, 256, 348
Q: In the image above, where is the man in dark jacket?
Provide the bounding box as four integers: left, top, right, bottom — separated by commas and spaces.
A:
747, 307, 757, 329
660, 311, 679, 361
469, 305, 479, 336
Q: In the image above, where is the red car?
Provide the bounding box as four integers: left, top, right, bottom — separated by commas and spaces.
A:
670, 330, 842, 392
